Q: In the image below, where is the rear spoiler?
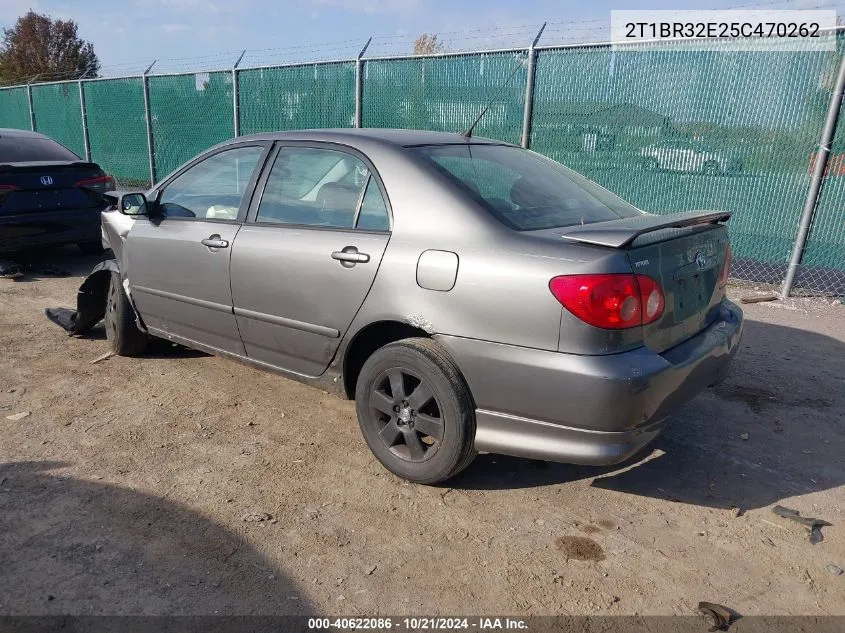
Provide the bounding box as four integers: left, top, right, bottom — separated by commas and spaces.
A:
559, 210, 732, 249
0, 161, 101, 172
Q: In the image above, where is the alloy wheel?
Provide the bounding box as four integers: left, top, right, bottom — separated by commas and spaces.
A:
367, 368, 444, 462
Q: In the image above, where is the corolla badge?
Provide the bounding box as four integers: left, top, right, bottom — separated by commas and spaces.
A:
694, 251, 708, 269
40, 176, 54, 186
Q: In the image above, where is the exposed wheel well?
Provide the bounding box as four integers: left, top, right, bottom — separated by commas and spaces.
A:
342, 321, 431, 399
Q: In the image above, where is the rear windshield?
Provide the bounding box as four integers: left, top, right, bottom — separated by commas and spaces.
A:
411, 144, 642, 231
0, 136, 80, 162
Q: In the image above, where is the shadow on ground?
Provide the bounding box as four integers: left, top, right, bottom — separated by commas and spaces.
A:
1, 244, 107, 281
0, 461, 312, 615
72, 325, 209, 359
451, 319, 845, 512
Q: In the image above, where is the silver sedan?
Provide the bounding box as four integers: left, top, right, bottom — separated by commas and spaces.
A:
81, 129, 742, 484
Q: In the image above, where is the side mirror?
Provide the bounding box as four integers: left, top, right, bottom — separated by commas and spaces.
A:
104, 191, 149, 216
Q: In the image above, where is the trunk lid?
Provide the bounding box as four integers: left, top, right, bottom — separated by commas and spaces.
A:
626, 224, 728, 353
0, 161, 109, 214
558, 210, 731, 353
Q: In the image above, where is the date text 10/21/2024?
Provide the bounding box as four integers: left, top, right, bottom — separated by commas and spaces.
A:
307, 618, 528, 630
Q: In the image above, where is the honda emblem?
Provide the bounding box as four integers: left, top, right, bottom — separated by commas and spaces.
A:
40, 176, 54, 186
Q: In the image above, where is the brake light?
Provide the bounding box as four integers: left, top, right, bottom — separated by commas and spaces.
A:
718, 242, 732, 289
75, 175, 115, 193
549, 274, 665, 330
637, 274, 666, 323
0, 184, 20, 205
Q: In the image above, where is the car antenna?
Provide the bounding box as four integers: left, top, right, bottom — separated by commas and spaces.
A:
462, 61, 525, 139
463, 23, 545, 139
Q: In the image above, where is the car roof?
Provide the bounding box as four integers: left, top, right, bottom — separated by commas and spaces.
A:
0, 128, 49, 140
231, 128, 514, 148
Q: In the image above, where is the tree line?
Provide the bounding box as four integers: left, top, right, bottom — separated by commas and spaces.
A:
0, 9, 445, 87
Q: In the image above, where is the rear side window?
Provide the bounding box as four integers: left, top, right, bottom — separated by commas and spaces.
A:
0, 137, 80, 162
356, 178, 389, 231
411, 144, 642, 231
257, 146, 389, 231
158, 145, 264, 219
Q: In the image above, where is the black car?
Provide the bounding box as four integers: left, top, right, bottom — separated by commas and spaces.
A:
0, 128, 114, 258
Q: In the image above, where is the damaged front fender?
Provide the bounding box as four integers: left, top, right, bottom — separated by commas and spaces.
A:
101, 209, 135, 267
44, 259, 145, 336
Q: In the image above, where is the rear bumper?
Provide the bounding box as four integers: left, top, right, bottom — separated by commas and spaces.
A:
436, 300, 743, 465
0, 208, 102, 252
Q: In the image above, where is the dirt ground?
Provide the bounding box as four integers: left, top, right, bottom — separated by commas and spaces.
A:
1, 247, 843, 617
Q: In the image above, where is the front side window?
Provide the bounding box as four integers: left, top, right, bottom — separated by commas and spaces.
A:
412, 144, 642, 231
158, 145, 264, 220
256, 146, 389, 230
356, 178, 390, 231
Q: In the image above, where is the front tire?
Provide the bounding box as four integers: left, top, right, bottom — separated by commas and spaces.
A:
105, 271, 148, 356
355, 338, 476, 484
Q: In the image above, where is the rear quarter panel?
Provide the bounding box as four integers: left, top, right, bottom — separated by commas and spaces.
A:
341, 143, 638, 354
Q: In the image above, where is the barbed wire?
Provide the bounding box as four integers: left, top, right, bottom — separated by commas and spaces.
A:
2, 1, 845, 86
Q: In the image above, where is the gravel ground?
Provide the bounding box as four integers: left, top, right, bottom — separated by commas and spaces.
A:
0, 248, 843, 617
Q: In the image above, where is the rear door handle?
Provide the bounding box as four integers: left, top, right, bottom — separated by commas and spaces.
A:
332, 246, 370, 267
201, 235, 229, 249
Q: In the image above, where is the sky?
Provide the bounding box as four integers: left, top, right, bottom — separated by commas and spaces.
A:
0, 0, 839, 74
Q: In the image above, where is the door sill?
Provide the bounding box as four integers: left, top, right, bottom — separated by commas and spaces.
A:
146, 326, 342, 393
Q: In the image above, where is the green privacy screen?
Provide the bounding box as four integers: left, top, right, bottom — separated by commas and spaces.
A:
148, 71, 234, 179
0, 87, 30, 130
31, 82, 85, 157
239, 62, 355, 133
363, 52, 527, 145
1, 37, 845, 293
800, 103, 845, 294
531, 36, 841, 288
84, 78, 149, 186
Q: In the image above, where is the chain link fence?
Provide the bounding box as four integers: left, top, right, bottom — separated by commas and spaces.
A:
531, 36, 844, 295
0, 87, 30, 130
82, 77, 149, 187
0, 33, 843, 296
30, 82, 85, 157
239, 62, 356, 134
363, 52, 527, 145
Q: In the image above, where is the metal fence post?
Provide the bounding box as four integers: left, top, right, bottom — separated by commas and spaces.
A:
355, 38, 372, 128
232, 50, 246, 137
78, 80, 91, 161
781, 49, 845, 298
521, 23, 546, 149
142, 60, 157, 186
26, 81, 36, 131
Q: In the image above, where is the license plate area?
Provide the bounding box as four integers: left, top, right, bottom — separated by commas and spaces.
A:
17, 190, 69, 210
674, 274, 710, 321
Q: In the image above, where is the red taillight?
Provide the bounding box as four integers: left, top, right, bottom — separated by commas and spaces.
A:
637, 274, 666, 323
549, 274, 665, 330
75, 174, 115, 193
0, 184, 20, 205
718, 242, 732, 289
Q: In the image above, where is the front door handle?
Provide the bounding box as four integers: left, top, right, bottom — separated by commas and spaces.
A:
331, 246, 370, 267
201, 234, 229, 249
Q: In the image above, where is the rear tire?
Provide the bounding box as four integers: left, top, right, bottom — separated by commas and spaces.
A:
105, 271, 148, 356
355, 338, 476, 484
78, 241, 105, 255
